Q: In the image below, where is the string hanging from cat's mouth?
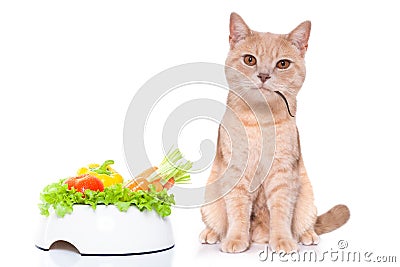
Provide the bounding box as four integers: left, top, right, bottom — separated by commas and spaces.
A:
274, 91, 295, 117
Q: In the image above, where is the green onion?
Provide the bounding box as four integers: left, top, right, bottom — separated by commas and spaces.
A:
156, 148, 193, 184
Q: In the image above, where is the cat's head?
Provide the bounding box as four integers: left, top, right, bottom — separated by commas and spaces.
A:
225, 13, 311, 116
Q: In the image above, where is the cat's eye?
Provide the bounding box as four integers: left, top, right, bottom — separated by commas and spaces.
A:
243, 55, 257, 66
276, 59, 291, 69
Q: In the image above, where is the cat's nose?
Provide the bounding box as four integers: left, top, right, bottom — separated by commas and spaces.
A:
257, 73, 271, 83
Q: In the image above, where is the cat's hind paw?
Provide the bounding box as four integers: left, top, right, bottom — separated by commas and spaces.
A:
199, 228, 220, 244
299, 229, 320, 245
251, 224, 270, 244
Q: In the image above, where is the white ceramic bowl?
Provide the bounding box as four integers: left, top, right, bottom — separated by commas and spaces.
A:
35, 205, 174, 255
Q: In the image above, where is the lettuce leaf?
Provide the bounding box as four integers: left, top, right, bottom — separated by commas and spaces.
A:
39, 180, 175, 218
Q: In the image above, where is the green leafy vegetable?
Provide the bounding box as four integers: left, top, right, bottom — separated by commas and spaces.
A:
39, 180, 175, 218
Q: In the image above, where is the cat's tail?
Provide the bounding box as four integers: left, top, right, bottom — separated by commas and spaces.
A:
314, 204, 350, 235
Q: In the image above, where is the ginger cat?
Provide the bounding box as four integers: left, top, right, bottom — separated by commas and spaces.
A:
200, 13, 350, 253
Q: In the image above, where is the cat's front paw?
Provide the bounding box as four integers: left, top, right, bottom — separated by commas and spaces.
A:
199, 228, 220, 244
269, 237, 298, 253
221, 238, 249, 253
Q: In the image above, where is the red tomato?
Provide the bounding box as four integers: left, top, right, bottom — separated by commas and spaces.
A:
65, 174, 104, 193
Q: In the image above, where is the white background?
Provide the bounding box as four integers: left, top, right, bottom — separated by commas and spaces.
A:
1, 0, 400, 266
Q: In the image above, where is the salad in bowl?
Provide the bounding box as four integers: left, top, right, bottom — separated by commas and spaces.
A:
35, 149, 191, 255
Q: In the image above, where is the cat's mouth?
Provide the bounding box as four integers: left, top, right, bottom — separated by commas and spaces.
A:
256, 86, 295, 117
258, 84, 270, 91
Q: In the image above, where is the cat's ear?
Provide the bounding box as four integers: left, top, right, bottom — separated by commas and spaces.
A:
288, 21, 311, 57
229, 12, 251, 48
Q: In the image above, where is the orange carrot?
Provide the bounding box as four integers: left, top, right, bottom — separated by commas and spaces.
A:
125, 177, 149, 192
163, 177, 175, 190
136, 167, 157, 180
150, 179, 164, 192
